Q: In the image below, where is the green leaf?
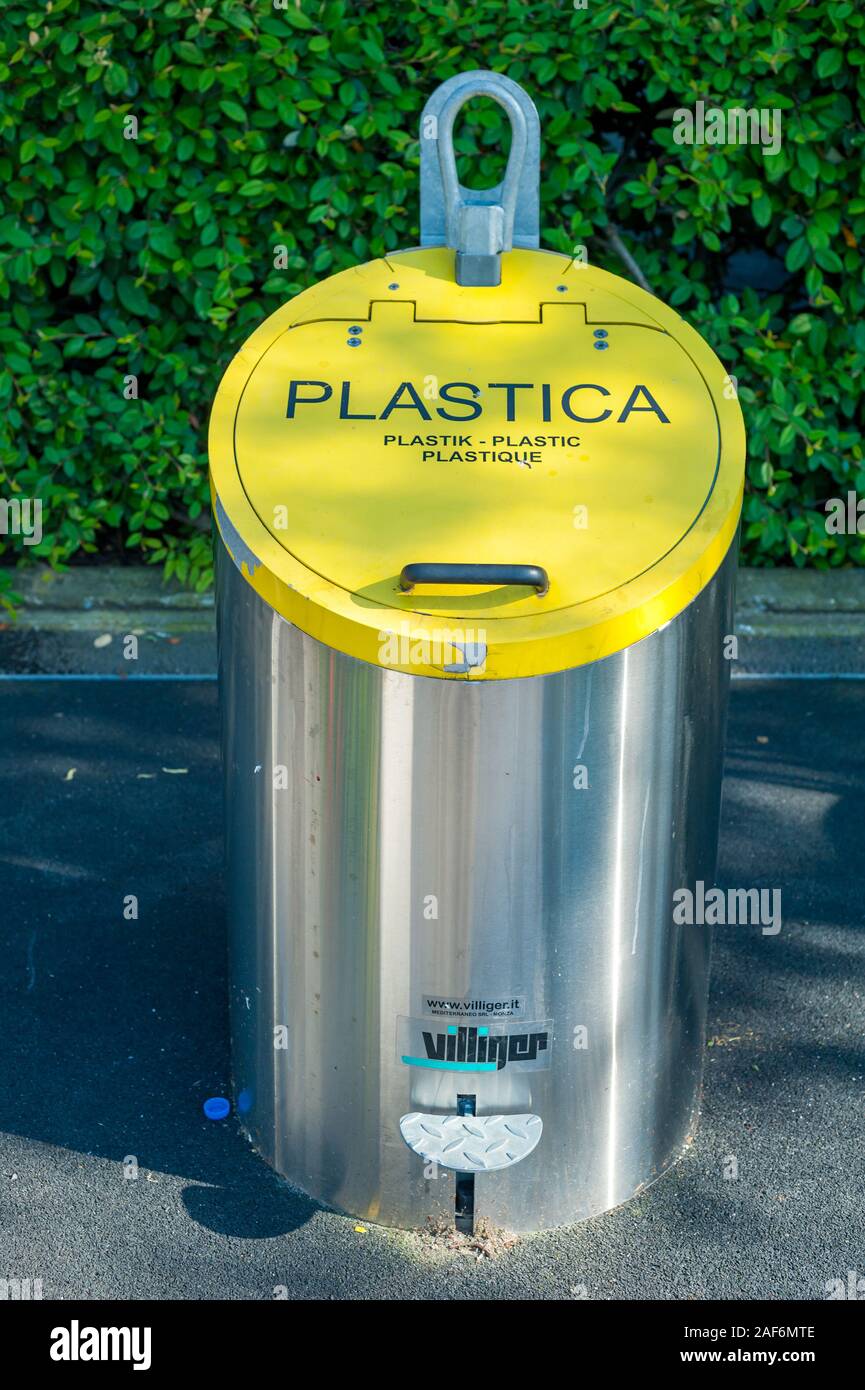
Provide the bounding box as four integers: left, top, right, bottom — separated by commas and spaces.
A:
816, 49, 843, 78
785, 237, 811, 273
219, 100, 248, 123
116, 277, 150, 316
752, 194, 772, 227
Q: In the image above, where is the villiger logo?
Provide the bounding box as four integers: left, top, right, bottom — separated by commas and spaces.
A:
401, 1022, 550, 1072
286, 380, 670, 425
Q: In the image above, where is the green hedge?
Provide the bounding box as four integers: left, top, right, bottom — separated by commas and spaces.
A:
2, 0, 864, 606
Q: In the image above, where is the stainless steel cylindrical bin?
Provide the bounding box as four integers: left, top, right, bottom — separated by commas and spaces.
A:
209, 71, 745, 1233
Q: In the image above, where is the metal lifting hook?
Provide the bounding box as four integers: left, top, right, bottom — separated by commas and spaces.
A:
419, 70, 541, 286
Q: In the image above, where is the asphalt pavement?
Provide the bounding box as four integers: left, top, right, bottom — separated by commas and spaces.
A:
0, 675, 863, 1299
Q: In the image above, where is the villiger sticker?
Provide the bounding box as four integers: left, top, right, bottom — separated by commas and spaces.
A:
398, 1016, 552, 1073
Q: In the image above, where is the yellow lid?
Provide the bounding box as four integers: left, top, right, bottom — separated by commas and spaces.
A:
209, 248, 744, 679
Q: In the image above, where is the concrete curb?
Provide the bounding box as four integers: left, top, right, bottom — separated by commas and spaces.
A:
5, 564, 213, 632
736, 569, 865, 636
2, 563, 865, 675
8, 563, 865, 627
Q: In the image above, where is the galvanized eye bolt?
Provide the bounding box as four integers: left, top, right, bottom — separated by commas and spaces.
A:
209, 69, 745, 1236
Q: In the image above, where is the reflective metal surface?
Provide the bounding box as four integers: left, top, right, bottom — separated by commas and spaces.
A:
216, 536, 736, 1232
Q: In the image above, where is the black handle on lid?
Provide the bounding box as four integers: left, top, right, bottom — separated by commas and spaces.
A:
398, 563, 549, 596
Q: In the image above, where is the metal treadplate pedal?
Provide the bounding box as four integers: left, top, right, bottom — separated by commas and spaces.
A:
399, 1112, 542, 1172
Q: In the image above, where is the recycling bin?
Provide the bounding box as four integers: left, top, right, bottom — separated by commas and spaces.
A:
209, 71, 745, 1233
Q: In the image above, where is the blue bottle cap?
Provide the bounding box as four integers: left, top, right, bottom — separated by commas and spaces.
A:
204, 1096, 231, 1120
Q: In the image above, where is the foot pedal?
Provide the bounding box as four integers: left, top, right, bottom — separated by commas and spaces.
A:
399, 1112, 542, 1172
